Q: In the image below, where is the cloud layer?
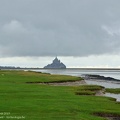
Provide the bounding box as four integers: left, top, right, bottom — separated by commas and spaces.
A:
0, 0, 120, 57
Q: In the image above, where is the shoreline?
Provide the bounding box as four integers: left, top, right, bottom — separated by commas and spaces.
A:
37, 77, 120, 101
29, 70, 120, 102
82, 74, 120, 82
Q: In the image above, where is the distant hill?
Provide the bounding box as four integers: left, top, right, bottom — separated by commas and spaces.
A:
44, 57, 66, 69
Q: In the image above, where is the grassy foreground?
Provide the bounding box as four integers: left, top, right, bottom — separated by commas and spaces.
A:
0, 70, 120, 120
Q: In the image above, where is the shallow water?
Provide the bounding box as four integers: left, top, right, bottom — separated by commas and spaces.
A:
36, 68, 120, 80
104, 93, 120, 102
85, 80, 120, 88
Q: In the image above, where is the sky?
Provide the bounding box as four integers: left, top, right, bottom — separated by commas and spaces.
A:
0, 0, 120, 68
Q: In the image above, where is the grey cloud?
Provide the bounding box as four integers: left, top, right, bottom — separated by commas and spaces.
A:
0, 0, 120, 57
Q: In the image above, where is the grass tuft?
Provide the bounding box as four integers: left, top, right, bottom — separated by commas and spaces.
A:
75, 90, 96, 95
74, 85, 104, 96
106, 88, 120, 94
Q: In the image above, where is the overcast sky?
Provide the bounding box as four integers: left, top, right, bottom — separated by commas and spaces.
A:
0, 0, 120, 68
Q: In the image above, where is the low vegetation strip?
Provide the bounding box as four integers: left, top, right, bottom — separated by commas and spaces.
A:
75, 90, 96, 95
74, 85, 104, 95
27, 79, 82, 84
75, 85, 104, 91
106, 88, 120, 94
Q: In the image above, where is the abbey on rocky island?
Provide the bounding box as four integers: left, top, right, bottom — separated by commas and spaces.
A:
44, 57, 66, 69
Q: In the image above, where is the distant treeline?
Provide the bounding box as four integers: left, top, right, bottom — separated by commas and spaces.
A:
0, 66, 20, 69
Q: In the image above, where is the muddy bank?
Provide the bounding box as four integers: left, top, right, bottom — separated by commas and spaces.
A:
94, 112, 120, 120
82, 74, 120, 82
38, 80, 86, 86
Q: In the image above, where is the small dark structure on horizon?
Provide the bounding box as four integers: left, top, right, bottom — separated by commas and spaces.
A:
44, 57, 66, 69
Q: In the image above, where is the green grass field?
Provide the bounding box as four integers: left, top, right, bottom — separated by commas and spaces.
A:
0, 70, 120, 120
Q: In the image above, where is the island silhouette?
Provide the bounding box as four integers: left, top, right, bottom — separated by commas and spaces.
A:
44, 57, 66, 69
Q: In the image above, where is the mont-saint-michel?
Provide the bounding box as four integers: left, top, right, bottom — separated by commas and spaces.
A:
44, 57, 66, 69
